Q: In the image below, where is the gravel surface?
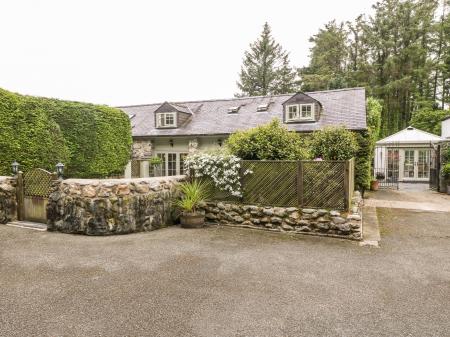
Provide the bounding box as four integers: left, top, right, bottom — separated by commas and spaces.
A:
1, 207, 449, 337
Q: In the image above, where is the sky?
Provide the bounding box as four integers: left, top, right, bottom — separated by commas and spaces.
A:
0, 0, 375, 106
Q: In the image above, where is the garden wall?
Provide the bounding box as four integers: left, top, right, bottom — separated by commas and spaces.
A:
200, 191, 363, 240
47, 176, 183, 235
0, 176, 17, 224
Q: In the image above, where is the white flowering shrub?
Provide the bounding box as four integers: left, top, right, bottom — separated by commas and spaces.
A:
184, 153, 252, 197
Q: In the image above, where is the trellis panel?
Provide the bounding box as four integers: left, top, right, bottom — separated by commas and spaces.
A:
241, 161, 298, 207
302, 161, 346, 209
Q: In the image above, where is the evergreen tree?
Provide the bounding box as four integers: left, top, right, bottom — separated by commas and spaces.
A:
299, 20, 349, 91
236, 23, 298, 96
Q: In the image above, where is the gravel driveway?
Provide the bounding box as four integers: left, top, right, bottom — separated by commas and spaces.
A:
1, 205, 449, 337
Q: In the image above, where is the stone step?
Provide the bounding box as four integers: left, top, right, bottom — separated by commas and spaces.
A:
5, 221, 47, 231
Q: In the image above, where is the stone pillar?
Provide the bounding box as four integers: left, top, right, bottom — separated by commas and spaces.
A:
124, 161, 132, 179
188, 138, 199, 154
132, 140, 153, 159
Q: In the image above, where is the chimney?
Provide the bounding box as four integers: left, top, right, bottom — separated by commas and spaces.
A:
442, 116, 450, 139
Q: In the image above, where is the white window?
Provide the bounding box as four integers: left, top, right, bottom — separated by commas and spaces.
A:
151, 152, 188, 177
286, 104, 314, 122
156, 112, 176, 127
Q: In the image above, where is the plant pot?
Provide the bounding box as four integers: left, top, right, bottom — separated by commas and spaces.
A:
370, 180, 379, 191
180, 212, 205, 228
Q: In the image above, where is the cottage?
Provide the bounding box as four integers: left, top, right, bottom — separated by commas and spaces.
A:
118, 88, 367, 178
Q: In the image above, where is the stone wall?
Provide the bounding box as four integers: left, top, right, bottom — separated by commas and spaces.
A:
200, 192, 363, 240
0, 176, 17, 224
132, 140, 153, 159
47, 176, 183, 235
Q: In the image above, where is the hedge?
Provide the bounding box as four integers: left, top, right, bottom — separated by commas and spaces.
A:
0, 88, 132, 178
0, 89, 69, 175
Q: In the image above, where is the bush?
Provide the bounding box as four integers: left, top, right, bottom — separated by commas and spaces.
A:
410, 108, 450, 135
0, 89, 70, 175
226, 119, 310, 160
310, 126, 358, 160
0, 88, 132, 178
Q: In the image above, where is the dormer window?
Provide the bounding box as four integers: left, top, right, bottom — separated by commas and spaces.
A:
286, 104, 314, 122
156, 112, 176, 128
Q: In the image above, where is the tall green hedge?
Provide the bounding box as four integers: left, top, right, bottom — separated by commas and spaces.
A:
0, 88, 132, 178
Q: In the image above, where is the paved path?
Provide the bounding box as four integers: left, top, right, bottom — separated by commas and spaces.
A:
365, 188, 450, 212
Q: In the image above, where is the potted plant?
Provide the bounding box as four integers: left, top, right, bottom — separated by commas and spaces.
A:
176, 179, 211, 228
370, 172, 385, 191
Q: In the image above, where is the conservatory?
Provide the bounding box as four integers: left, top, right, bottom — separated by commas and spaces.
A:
374, 126, 443, 183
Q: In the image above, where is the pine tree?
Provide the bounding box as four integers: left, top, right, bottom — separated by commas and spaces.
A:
236, 23, 298, 96
299, 20, 349, 91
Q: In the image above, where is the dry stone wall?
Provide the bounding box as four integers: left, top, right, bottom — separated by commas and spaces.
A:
200, 192, 363, 240
0, 176, 16, 224
47, 176, 183, 235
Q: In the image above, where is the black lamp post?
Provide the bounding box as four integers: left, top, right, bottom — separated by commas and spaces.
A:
56, 162, 65, 179
12, 161, 19, 175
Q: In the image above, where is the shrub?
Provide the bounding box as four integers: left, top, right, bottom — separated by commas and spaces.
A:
0, 88, 70, 175
410, 108, 450, 135
442, 163, 450, 179
184, 153, 252, 197
175, 180, 212, 214
310, 126, 358, 160
226, 119, 310, 160
0, 88, 132, 178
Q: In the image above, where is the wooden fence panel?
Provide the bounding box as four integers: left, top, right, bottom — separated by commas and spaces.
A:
207, 159, 355, 210
302, 161, 346, 209
241, 161, 298, 207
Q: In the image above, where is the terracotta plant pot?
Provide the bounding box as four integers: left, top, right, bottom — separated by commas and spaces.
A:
180, 212, 205, 228
370, 180, 379, 191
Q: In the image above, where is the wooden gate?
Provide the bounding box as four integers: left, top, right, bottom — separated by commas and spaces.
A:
17, 168, 56, 223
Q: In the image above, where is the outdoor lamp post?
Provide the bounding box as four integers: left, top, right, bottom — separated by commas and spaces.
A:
12, 161, 19, 175
56, 162, 65, 179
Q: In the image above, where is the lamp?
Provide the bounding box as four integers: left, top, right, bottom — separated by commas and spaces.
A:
11, 161, 19, 175
56, 162, 65, 179
217, 139, 223, 147
169, 139, 174, 147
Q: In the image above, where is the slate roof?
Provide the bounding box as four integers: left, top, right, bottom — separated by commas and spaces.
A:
118, 87, 367, 137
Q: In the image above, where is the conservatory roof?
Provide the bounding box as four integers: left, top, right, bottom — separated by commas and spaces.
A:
376, 126, 443, 145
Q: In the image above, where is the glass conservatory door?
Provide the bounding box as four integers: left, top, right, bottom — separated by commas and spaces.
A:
403, 150, 415, 179
417, 150, 430, 179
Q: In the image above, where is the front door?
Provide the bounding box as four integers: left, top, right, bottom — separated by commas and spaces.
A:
402, 149, 430, 181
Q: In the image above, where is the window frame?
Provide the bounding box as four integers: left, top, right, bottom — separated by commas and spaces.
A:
156, 112, 177, 128
285, 104, 315, 122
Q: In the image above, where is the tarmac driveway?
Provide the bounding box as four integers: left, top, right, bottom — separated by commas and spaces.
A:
1, 204, 449, 337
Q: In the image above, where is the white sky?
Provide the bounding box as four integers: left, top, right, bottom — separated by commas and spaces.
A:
0, 0, 375, 106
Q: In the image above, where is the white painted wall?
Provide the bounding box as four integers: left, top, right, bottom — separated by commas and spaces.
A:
442, 118, 450, 139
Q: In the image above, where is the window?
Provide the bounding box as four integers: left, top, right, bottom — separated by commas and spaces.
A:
156, 112, 176, 127
257, 103, 270, 112
227, 106, 240, 113
286, 104, 314, 122
151, 152, 188, 177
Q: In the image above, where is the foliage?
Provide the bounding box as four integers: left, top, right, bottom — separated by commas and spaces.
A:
226, 119, 310, 160
236, 22, 299, 96
366, 97, 382, 141
410, 108, 450, 135
184, 153, 252, 197
310, 127, 358, 160
296, 0, 450, 137
354, 130, 372, 190
149, 156, 163, 166
175, 179, 212, 214
0, 88, 70, 175
299, 20, 350, 91
442, 163, 450, 179
0, 88, 132, 178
